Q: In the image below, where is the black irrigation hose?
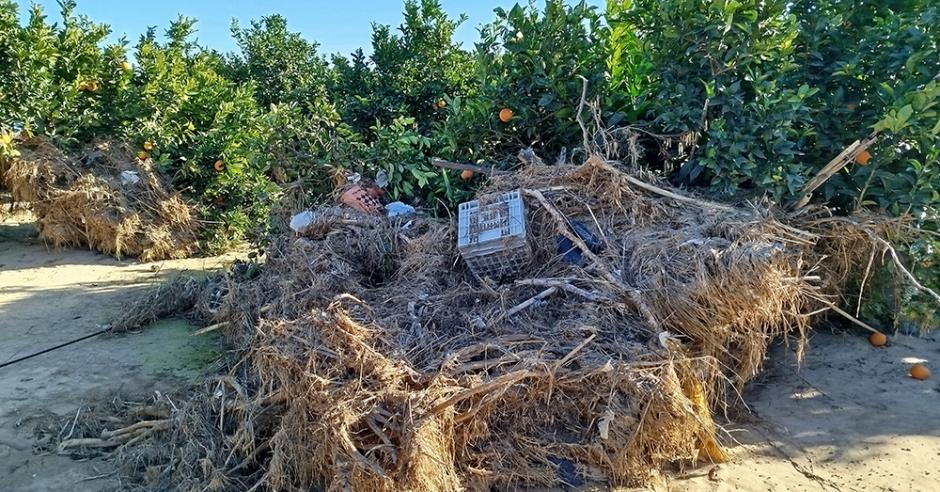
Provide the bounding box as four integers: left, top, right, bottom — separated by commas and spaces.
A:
0, 326, 112, 370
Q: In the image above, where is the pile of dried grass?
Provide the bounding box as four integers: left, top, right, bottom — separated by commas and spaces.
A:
118, 155, 905, 491
0, 136, 198, 261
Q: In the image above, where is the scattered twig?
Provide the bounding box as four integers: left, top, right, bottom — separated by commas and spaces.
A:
75, 470, 118, 484
815, 216, 940, 306
63, 406, 82, 441
592, 157, 735, 212
57, 418, 172, 453
813, 297, 879, 334
576, 75, 592, 154
100, 419, 170, 439
430, 370, 535, 416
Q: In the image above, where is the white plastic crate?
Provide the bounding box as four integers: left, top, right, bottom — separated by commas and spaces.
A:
458, 190, 532, 280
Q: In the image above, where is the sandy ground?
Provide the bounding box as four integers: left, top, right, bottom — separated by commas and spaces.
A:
665, 330, 940, 492
2, 206, 938, 491
1, 208, 240, 491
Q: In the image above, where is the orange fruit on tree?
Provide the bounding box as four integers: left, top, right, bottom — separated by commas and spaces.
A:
137, 151, 148, 161
868, 332, 887, 347
499, 108, 514, 123
143, 140, 154, 151
910, 364, 930, 380
855, 150, 871, 166
120, 60, 131, 71
437, 99, 446, 109
214, 160, 225, 172
460, 169, 474, 181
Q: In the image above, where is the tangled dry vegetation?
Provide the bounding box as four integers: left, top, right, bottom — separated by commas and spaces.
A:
100, 153, 919, 491
0, 136, 198, 261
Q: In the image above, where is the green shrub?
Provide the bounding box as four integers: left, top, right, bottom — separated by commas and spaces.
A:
475, 0, 608, 160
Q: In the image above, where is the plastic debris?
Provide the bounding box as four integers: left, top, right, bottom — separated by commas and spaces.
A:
547, 456, 584, 487
385, 201, 415, 217
375, 170, 389, 188
340, 185, 383, 215
556, 220, 603, 266
458, 190, 532, 280
120, 170, 141, 186
289, 211, 316, 234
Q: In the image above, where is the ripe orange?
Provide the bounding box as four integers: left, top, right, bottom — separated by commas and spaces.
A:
121, 60, 131, 71
137, 151, 148, 161
910, 364, 930, 380
214, 160, 225, 172
868, 332, 887, 347
460, 169, 474, 181
855, 150, 871, 166
143, 140, 154, 151
499, 108, 514, 123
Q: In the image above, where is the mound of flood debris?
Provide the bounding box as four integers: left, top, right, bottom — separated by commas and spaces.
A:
0, 136, 198, 261
108, 155, 912, 491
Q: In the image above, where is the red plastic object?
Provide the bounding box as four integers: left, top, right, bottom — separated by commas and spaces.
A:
340, 185, 383, 215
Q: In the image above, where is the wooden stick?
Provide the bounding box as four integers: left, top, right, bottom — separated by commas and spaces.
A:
192, 321, 229, 336
795, 133, 879, 209
515, 278, 611, 302
817, 299, 880, 334
58, 437, 124, 452
430, 370, 534, 416
587, 157, 735, 212
504, 287, 558, 318
100, 419, 170, 439
623, 171, 734, 212
430, 158, 509, 175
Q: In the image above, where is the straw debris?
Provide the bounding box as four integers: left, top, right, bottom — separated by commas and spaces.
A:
0, 136, 198, 261
118, 154, 908, 490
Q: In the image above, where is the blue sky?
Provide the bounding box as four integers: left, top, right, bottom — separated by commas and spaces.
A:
15, 1, 605, 57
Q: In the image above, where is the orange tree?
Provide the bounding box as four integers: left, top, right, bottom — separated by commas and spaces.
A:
0, 0, 129, 144
117, 17, 279, 248
471, 0, 609, 161
792, 0, 940, 329
0, 3, 279, 249
617, 0, 817, 199
353, 0, 474, 134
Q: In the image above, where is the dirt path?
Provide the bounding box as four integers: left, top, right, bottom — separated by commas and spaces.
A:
2, 208, 938, 492
1, 209, 240, 491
